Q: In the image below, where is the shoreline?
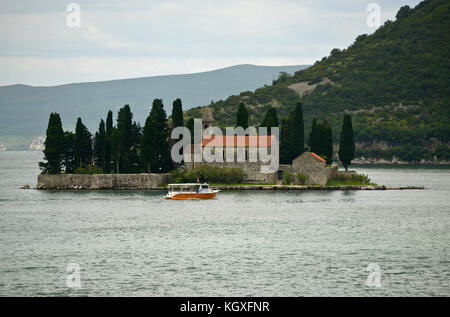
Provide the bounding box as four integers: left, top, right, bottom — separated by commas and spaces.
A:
34, 185, 425, 191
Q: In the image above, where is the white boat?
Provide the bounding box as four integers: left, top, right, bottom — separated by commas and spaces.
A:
164, 183, 220, 200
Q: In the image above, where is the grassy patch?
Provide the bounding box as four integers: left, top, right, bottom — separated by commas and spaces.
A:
326, 173, 376, 186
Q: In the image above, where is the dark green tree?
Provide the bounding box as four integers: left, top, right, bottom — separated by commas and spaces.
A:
141, 99, 172, 173
116, 105, 133, 172
338, 115, 355, 170
396, 5, 411, 20
317, 120, 333, 165
236, 103, 249, 129
308, 118, 320, 154
128, 121, 143, 173
40, 112, 65, 174
261, 107, 278, 135
279, 115, 292, 164
186, 118, 195, 142
63, 131, 75, 174
141, 116, 154, 173
74, 117, 92, 169
94, 119, 106, 168
290, 101, 304, 159
111, 129, 122, 173
104, 110, 114, 173
172, 98, 184, 128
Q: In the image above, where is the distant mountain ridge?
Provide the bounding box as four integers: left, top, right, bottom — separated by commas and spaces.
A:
0, 64, 308, 140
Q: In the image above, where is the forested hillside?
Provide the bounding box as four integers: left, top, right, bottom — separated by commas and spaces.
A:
186, 0, 450, 162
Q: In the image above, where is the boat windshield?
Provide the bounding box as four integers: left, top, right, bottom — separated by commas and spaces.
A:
169, 184, 200, 193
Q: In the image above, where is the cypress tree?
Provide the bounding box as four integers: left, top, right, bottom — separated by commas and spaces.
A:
279, 115, 292, 164
317, 120, 333, 165
186, 118, 194, 142
141, 99, 172, 173
40, 112, 65, 174
111, 129, 122, 174
261, 107, 278, 135
128, 121, 142, 173
236, 103, 249, 129
338, 115, 355, 170
308, 118, 319, 154
141, 115, 154, 173
104, 110, 113, 173
290, 101, 305, 159
94, 119, 106, 168
74, 117, 92, 169
172, 98, 184, 128
63, 131, 75, 174
171, 99, 184, 166
106, 110, 113, 136
117, 105, 133, 172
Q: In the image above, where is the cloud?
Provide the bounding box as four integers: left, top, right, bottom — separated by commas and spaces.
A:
0, 0, 423, 85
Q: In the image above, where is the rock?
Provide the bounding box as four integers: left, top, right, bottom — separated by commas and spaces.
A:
21, 184, 30, 189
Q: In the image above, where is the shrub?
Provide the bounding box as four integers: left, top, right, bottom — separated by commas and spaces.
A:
282, 171, 293, 185
296, 172, 309, 185
327, 173, 373, 186
172, 165, 246, 184
75, 165, 103, 174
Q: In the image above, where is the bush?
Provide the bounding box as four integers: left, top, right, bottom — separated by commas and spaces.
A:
75, 165, 103, 175
327, 173, 373, 186
296, 172, 309, 185
172, 165, 246, 184
282, 171, 293, 185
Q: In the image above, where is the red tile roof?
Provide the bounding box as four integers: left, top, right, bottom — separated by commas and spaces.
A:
309, 152, 326, 162
202, 135, 274, 147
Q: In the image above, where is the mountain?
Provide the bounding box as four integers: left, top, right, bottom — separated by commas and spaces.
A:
0, 64, 307, 140
186, 0, 449, 162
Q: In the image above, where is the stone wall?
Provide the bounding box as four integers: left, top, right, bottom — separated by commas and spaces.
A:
37, 173, 171, 190
185, 161, 277, 184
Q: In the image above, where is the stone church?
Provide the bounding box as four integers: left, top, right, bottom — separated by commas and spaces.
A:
184, 107, 336, 185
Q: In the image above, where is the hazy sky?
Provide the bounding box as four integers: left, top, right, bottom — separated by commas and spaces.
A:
0, 0, 422, 86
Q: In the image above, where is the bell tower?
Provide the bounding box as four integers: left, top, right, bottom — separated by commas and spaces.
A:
202, 106, 215, 132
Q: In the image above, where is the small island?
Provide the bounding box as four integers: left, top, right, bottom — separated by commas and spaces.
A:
37, 102, 424, 191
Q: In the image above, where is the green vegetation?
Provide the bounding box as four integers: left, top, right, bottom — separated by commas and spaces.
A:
141, 99, 172, 173
290, 102, 305, 160
236, 103, 249, 129
326, 174, 374, 186
296, 172, 309, 185
339, 115, 356, 170
282, 171, 293, 185
261, 107, 279, 135
281, 171, 309, 185
185, 0, 450, 162
172, 98, 184, 128
74, 117, 92, 169
314, 120, 333, 165
75, 165, 103, 174
171, 165, 246, 184
39, 113, 65, 174
40, 98, 181, 174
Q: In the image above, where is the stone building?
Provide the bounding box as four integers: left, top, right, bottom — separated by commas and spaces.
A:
289, 152, 337, 185
185, 107, 336, 185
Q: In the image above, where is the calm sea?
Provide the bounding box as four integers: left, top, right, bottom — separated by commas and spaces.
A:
0, 151, 449, 296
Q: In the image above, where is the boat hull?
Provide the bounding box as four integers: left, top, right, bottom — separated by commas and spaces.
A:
165, 192, 217, 200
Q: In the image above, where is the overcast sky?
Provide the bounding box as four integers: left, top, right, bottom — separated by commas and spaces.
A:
0, 0, 422, 86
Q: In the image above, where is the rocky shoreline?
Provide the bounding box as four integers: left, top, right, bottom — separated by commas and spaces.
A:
212, 185, 425, 190
352, 157, 450, 165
